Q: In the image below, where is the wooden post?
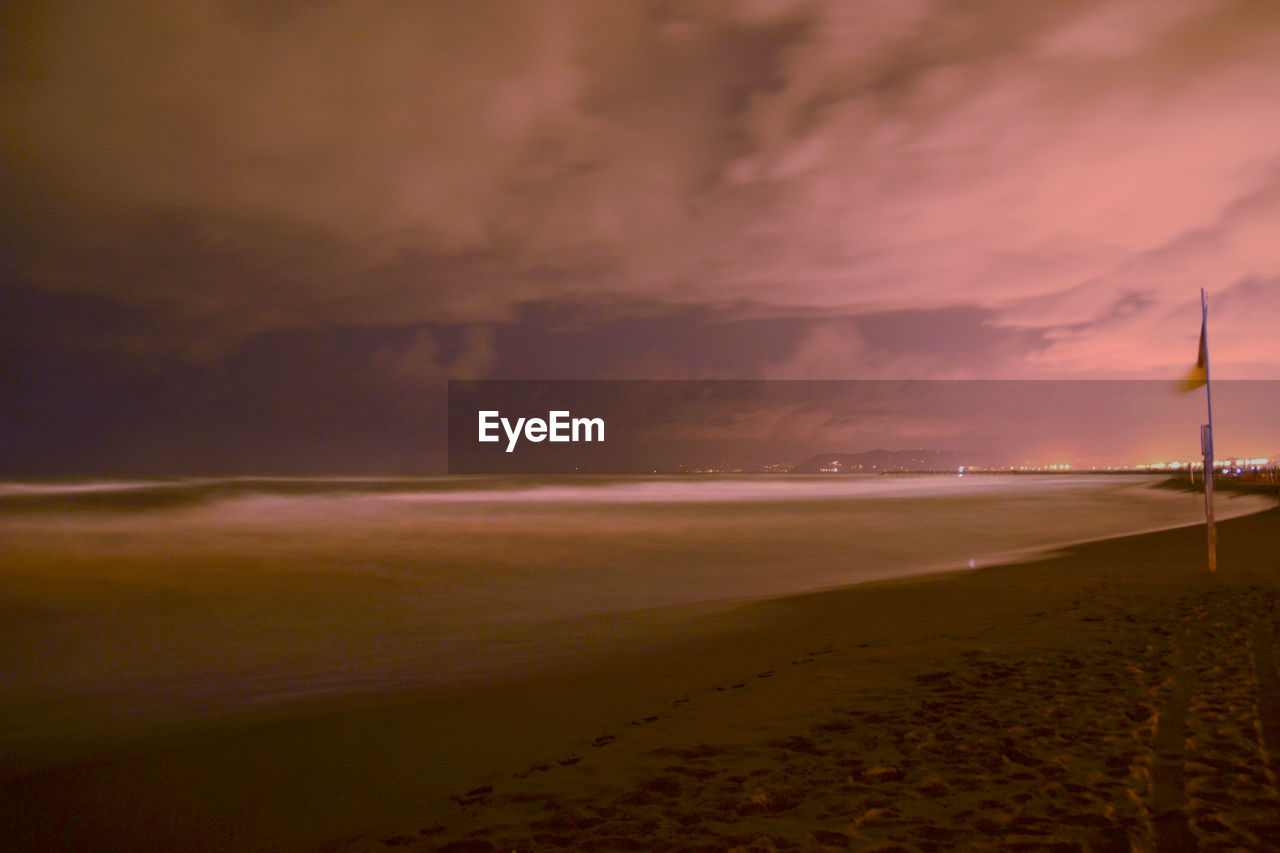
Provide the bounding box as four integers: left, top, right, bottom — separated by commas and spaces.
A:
1202, 426, 1216, 573
1201, 289, 1216, 574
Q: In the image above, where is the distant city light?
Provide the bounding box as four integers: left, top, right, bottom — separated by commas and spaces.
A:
665, 454, 1277, 477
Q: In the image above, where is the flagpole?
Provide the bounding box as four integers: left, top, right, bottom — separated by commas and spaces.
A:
1202, 288, 1216, 574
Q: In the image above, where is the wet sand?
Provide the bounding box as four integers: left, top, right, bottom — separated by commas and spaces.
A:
5, 507, 1280, 851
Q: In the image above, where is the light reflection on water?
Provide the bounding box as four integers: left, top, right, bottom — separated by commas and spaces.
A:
0, 474, 1264, 750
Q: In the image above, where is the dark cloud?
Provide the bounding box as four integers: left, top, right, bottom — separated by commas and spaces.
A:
2, 0, 1278, 472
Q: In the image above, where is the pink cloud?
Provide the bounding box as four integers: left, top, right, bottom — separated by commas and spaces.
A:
4, 0, 1279, 377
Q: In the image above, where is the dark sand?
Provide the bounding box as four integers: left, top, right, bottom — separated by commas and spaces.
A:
5, 507, 1279, 851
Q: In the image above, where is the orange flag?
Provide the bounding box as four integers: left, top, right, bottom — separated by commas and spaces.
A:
1181, 317, 1207, 392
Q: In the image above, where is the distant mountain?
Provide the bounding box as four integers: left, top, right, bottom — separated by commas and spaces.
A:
794, 449, 991, 474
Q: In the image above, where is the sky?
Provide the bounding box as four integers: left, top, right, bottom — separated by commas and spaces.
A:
2, 0, 1278, 474
443, 380, 1280, 472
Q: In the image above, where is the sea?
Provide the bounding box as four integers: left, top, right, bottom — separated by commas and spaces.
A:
0, 474, 1267, 763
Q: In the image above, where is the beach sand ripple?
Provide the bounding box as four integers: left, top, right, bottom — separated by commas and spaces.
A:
388, 513, 1280, 853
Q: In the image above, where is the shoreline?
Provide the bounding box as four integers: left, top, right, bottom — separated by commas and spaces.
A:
4, 507, 1279, 850
5, 473, 1258, 764
3, 482, 1263, 768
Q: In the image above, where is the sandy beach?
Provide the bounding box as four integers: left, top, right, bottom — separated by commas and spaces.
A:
12, 1, 1280, 849
2, 502, 1276, 851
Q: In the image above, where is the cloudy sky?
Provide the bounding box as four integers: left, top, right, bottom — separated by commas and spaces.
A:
3, 0, 1278, 473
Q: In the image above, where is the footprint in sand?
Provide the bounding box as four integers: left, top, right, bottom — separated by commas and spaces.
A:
449, 784, 493, 807
379, 835, 415, 847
